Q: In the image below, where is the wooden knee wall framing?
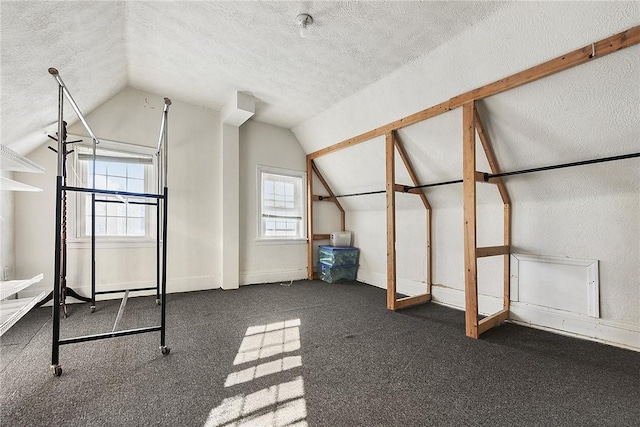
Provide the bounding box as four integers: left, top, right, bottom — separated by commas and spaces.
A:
463, 102, 511, 338
387, 131, 433, 310
306, 158, 346, 280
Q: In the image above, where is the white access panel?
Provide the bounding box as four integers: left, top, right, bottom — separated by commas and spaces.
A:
510, 253, 599, 318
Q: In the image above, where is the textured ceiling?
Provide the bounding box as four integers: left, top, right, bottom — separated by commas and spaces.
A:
1, 0, 506, 155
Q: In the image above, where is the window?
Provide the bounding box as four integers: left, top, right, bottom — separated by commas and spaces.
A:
257, 165, 306, 242
74, 140, 157, 240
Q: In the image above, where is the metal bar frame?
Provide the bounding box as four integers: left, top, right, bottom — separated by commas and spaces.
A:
48, 69, 172, 376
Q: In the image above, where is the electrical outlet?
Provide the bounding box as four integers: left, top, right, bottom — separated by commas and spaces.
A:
3, 266, 11, 281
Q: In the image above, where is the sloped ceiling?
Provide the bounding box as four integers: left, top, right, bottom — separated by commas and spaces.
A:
1, 0, 506, 155
296, 2, 639, 208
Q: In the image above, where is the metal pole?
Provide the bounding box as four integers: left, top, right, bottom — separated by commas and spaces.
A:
159, 97, 170, 355
48, 68, 100, 143
91, 137, 97, 312
50, 82, 64, 376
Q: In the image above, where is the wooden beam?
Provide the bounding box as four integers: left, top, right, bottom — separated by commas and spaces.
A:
451, 26, 640, 108
395, 293, 432, 310
307, 26, 640, 161
476, 245, 510, 258
393, 184, 423, 194
310, 161, 346, 230
308, 102, 451, 160
386, 132, 397, 310
478, 309, 509, 335
306, 157, 314, 280
313, 234, 331, 240
463, 102, 478, 338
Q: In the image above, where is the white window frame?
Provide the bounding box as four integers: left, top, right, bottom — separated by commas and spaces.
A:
256, 165, 307, 244
69, 137, 158, 248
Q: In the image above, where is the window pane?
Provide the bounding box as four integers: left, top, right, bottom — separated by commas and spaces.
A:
127, 203, 145, 218
107, 162, 126, 177
106, 201, 126, 217
94, 175, 107, 189
107, 177, 127, 191
128, 164, 144, 179
80, 147, 154, 239
95, 161, 107, 175
127, 178, 144, 194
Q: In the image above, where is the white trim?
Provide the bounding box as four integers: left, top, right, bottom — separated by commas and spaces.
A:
256, 164, 307, 242
510, 253, 600, 318
255, 238, 307, 246
71, 136, 159, 242
32, 276, 220, 305
355, 268, 638, 351
356, 268, 428, 297
240, 268, 308, 286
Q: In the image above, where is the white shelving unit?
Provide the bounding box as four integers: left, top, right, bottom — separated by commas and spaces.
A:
1, 144, 46, 336
0, 275, 46, 336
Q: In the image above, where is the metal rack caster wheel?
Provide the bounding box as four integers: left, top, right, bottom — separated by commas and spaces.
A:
160, 346, 170, 356
90, 305, 96, 313
155, 299, 161, 305
51, 365, 62, 376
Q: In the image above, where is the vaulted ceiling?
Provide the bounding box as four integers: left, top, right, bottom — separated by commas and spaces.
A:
1, 1, 506, 155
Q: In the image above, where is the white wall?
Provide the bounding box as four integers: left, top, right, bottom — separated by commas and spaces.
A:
238, 120, 308, 285
0, 171, 16, 281
294, 2, 640, 349
14, 87, 221, 298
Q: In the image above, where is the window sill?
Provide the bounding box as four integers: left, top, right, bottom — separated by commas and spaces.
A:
68, 238, 158, 249
255, 238, 308, 246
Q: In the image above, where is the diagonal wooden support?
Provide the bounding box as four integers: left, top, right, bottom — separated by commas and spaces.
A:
307, 158, 347, 279
474, 107, 512, 311
394, 133, 433, 298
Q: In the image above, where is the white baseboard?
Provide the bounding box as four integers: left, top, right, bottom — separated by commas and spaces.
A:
240, 268, 308, 286
356, 269, 428, 296
356, 268, 639, 351
30, 275, 220, 305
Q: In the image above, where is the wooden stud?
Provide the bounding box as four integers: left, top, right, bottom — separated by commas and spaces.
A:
503, 203, 511, 310
476, 245, 510, 258
474, 108, 511, 315
462, 102, 478, 339
307, 26, 640, 162
394, 134, 433, 294
386, 132, 397, 310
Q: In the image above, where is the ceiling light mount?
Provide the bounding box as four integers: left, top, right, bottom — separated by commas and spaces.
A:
296, 13, 313, 38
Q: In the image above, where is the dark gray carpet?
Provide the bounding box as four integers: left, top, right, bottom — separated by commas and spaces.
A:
1, 280, 638, 426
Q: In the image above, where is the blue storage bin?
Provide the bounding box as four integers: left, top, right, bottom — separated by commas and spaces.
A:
318, 246, 359, 267
318, 262, 358, 283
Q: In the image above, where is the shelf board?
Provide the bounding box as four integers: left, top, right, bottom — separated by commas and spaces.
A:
0, 176, 42, 192
0, 144, 45, 173
0, 291, 47, 336
0, 274, 44, 300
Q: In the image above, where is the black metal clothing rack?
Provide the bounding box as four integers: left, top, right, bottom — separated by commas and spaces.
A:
48, 68, 172, 376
